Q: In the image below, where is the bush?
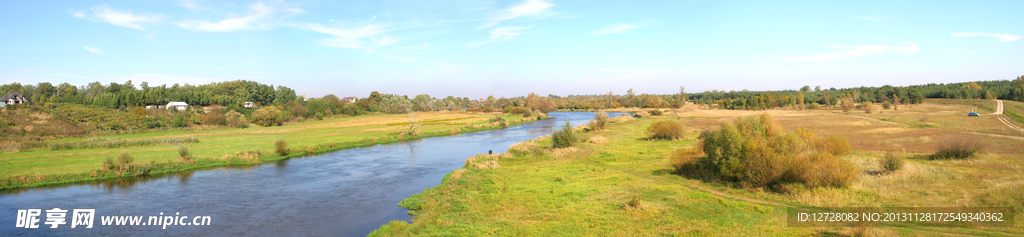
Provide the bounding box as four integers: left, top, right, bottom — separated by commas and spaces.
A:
840, 98, 854, 112
650, 110, 663, 116
533, 110, 545, 119
882, 102, 892, 110
669, 147, 704, 176
489, 116, 509, 128
252, 106, 284, 127
647, 120, 684, 140
201, 109, 227, 125
522, 109, 533, 118
863, 102, 874, 113
691, 113, 857, 190
314, 112, 324, 120
879, 151, 903, 173
931, 134, 983, 159
226, 110, 249, 128
591, 111, 608, 131
551, 121, 577, 148
178, 146, 193, 163
274, 139, 289, 156
807, 103, 821, 109
172, 114, 188, 128
103, 152, 135, 175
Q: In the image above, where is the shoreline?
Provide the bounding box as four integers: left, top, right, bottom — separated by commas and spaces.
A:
0, 114, 547, 191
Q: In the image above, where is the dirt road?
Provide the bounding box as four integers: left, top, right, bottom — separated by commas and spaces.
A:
994, 100, 1024, 132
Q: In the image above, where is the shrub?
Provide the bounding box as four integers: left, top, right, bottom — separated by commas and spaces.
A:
489, 116, 509, 128
533, 110, 545, 119
274, 139, 289, 156
649, 110, 663, 116
691, 113, 857, 190
103, 152, 135, 175
840, 98, 854, 112
807, 103, 821, 109
882, 102, 892, 110
522, 109, 533, 118
314, 112, 324, 120
669, 147, 704, 176
252, 106, 284, 127
503, 106, 529, 115
226, 110, 249, 128
172, 114, 187, 128
591, 112, 608, 131
551, 121, 577, 148
879, 151, 903, 173
201, 109, 227, 125
178, 146, 193, 163
647, 120, 684, 140
863, 102, 874, 113
931, 134, 983, 159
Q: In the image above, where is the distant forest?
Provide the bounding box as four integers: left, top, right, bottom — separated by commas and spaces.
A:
1, 75, 1022, 115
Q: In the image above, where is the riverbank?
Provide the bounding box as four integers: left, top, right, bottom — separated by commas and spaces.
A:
0, 112, 546, 190
372, 101, 1024, 236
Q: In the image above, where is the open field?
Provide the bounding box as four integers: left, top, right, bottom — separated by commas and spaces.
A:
0, 111, 542, 189
373, 99, 1024, 236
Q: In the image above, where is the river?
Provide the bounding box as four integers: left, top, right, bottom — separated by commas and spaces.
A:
0, 111, 630, 236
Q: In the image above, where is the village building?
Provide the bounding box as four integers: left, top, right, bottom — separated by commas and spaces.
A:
342, 97, 357, 103
1, 91, 28, 107
243, 101, 255, 108
166, 101, 188, 111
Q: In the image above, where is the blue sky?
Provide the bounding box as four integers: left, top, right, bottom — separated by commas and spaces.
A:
1, 0, 1022, 98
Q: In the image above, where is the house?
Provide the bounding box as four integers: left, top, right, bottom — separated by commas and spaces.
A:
341, 97, 357, 103
1, 91, 28, 107
166, 102, 188, 111
145, 105, 164, 109
243, 101, 255, 108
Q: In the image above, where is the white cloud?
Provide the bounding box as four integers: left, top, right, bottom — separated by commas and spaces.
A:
952, 32, 1023, 43
590, 23, 644, 36
471, 26, 531, 47
482, 0, 553, 28
83, 46, 102, 54
178, 3, 301, 32
778, 40, 919, 62
852, 15, 887, 22
72, 4, 163, 31
939, 48, 974, 53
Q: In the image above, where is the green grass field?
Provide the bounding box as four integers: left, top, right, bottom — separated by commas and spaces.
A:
0, 111, 541, 189
372, 99, 1024, 236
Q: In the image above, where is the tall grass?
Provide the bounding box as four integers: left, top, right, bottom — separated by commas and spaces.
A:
930, 134, 983, 159
178, 146, 193, 163
49, 137, 199, 151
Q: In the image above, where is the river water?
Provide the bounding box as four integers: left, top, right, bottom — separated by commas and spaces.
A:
0, 112, 629, 236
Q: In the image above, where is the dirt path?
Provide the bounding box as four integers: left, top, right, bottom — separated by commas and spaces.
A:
994, 100, 1024, 132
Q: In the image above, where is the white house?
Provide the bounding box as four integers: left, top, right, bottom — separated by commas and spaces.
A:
342, 97, 357, 103
167, 102, 188, 111
243, 101, 255, 108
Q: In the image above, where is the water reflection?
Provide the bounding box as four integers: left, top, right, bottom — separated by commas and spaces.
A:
0, 112, 630, 236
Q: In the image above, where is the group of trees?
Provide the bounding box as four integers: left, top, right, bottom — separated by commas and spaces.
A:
0, 80, 294, 109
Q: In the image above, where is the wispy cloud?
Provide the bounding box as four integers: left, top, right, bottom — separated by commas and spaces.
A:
308, 23, 394, 51
72, 4, 163, 31
178, 3, 302, 32
482, 0, 553, 28
939, 48, 974, 53
178, 0, 203, 10
394, 43, 429, 51
471, 25, 531, 47
83, 46, 102, 54
778, 40, 919, 62
589, 22, 649, 36
852, 15, 887, 22
952, 32, 1023, 43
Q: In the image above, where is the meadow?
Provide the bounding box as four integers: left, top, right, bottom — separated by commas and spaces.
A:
0, 111, 544, 190
372, 99, 1023, 236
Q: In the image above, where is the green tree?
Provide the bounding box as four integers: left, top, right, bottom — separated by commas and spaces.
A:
800, 85, 811, 92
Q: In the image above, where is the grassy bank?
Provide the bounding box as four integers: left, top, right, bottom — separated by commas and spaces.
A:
372, 99, 1023, 236
0, 112, 546, 190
